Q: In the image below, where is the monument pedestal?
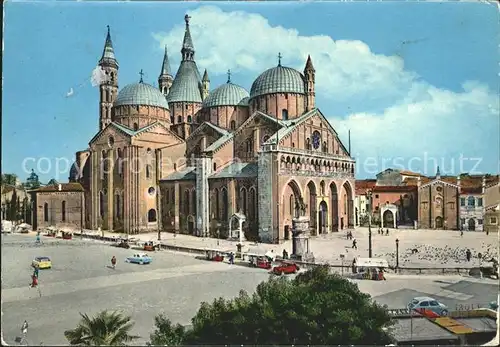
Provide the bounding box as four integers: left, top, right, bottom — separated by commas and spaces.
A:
291, 216, 315, 263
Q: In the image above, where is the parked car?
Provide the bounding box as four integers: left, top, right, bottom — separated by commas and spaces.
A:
32, 256, 52, 269
115, 239, 130, 249
272, 261, 299, 275
249, 256, 272, 269
126, 253, 152, 265
408, 297, 448, 316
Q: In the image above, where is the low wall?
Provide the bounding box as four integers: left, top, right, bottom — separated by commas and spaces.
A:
74, 232, 481, 276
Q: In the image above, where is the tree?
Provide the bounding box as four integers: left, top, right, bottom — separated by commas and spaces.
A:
64, 310, 140, 346
149, 266, 395, 346
1, 173, 18, 186
8, 189, 17, 221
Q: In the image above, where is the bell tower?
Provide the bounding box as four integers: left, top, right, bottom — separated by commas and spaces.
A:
158, 45, 173, 96
201, 69, 210, 100
98, 25, 119, 130
304, 55, 315, 111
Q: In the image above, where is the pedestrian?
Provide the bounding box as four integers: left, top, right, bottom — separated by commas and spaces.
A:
282, 249, 288, 259
229, 252, 234, 265
352, 238, 357, 250
466, 249, 471, 262
460, 230, 464, 237
385, 228, 389, 236
32, 264, 39, 279
111, 256, 117, 269
35, 231, 41, 245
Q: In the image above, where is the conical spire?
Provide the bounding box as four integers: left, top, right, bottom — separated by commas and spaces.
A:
436, 166, 441, 179
160, 45, 172, 77
99, 25, 118, 66
181, 14, 195, 61
202, 69, 209, 82
305, 54, 315, 72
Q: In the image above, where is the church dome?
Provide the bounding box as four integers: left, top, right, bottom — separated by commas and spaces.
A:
250, 66, 305, 99
114, 82, 169, 109
202, 82, 250, 108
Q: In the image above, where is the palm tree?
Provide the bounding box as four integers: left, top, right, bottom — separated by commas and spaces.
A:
64, 310, 140, 346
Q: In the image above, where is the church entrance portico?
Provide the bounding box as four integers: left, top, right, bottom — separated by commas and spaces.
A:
318, 200, 328, 234
435, 216, 444, 229
381, 203, 398, 228
468, 218, 476, 231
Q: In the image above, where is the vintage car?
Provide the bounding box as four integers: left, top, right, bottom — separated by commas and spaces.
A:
114, 239, 130, 249
32, 256, 52, 269
144, 241, 160, 252
249, 256, 272, 269
408, 297, 448, 317
125, 253, 152, 265
272, 261, 299, 275
61, 231, 73, 240
205, 250, 224, 262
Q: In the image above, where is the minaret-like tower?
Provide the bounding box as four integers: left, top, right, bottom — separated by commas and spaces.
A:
436, 166, 441, 180
304, 55, 316, 111
158, 45, 173, 96
98, 25, 119, 130
201, 69, 210, 100
182, 14, 195, 61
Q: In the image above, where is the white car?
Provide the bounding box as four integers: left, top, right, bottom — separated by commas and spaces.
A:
408, 296, 448, 316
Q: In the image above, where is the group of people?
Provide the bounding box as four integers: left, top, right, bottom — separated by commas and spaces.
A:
378, 228, 390, 235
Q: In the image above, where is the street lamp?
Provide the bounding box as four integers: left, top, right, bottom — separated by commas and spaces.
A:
395, 238, 400, 271
367, 190, 373, 258
216, 222, 221, 246
340, 254, 345, 276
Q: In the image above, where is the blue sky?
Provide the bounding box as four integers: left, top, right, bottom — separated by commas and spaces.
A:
3, 0, 499, 182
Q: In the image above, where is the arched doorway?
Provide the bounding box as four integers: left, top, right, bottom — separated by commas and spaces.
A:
341, 181, 354, 229
435, 216, 444, 229
148, 209, 157, 222
383, 210, 394, 226
330, 182, 338, 231
468, 218, 475, 231
318, 201, 328, 234
307, 181, 317, 233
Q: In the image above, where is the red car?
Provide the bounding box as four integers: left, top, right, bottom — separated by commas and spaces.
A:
250, 256, 272, 269
272, 261, 299, 275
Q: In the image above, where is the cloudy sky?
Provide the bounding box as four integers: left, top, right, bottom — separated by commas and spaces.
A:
3, 1, 498, 182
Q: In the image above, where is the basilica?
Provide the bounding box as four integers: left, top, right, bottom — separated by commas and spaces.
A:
67, 15, 355, 243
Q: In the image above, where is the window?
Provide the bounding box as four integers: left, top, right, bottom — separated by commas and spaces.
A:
478, 219, 483, 225
282, 109, 288, 120
429, 301, 439, 306
187, 115, 192, 123
420, 301, 429, 307
148, 209, 157, 222
44, 203, 49, 222
116, 194, 121, 218
213, 162, 217, 171
148, 187, 155, 196
490, 217, 498, 225
177, 116, 182, 123
289, 195, 294, 215
306, 138, 311, 150
230, 120, 236, 130
246, 139, 253, 153
99, 191, 105, 218
146, 165, 151, 179
467, 196, 475, 207
478, 198, 483, 207
450, 202, 455, 210
292, 142, 295, 148
322, 141, 327, 152
133, 122, 139, 131
460, 197, 465, 206
184, 190, 190, 215
375, 194, 379, 198
214, 189, 220, 219
61, 201, 66, 222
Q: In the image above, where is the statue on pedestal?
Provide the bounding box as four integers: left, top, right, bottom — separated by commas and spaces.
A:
294, 195, 307, 219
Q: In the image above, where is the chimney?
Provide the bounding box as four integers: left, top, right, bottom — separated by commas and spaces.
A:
457, 175, 461, 194
58, 184, 62, 191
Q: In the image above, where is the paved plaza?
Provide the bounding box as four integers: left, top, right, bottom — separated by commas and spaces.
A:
96, 227, 499, 268
1, 233, 498, 345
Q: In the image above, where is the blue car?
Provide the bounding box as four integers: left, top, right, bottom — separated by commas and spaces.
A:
126, 253, 152, 265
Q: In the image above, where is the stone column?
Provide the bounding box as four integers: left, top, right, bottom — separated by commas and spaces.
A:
174, 182, 180, 231
107, 149, 114, 231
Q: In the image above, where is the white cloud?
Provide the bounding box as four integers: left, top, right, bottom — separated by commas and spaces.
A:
152, 6, 499, 176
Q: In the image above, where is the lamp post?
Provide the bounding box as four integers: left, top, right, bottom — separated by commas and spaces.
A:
216, 222, 221, 246
340, 254, 345, 276
367, 190, 373, 258
395, 238, 400, 271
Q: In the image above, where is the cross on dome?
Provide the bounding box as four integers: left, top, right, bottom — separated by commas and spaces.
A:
139, 69, 144, 83
227, 69, 231, 83
278, 52, 282, 66
185, 14, 191, 25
